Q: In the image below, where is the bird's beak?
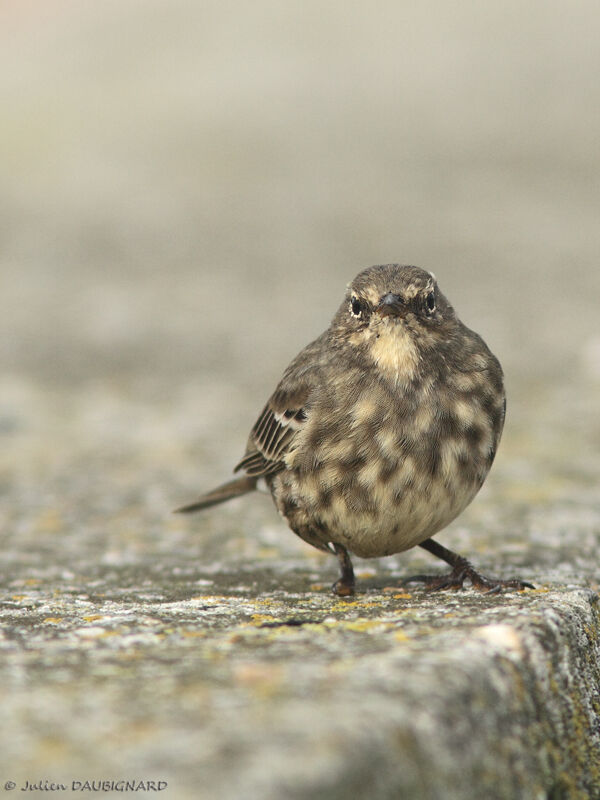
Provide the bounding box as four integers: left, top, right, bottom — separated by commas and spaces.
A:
377, 292, 405, 318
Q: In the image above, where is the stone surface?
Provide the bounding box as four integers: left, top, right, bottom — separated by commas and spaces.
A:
2, 548, 600, 799
1, 379, 599, 800
1, 2, 600, 799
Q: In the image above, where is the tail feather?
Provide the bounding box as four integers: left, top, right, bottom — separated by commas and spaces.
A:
174, 475, 257, 514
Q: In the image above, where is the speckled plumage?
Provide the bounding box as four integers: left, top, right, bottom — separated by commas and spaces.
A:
179, 264, 531, 596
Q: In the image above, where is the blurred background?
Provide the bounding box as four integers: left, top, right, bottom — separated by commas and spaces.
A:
1, 0, 599, 559
1, 0, 600, 791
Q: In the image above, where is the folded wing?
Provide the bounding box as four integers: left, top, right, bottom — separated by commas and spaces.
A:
235, 387, 309, 477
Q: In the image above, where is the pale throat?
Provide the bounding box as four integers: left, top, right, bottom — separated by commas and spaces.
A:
362, 320, 421, 384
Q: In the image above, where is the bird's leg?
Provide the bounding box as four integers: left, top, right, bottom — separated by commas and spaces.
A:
402, 537, 534, 593
331, 543, 356, 597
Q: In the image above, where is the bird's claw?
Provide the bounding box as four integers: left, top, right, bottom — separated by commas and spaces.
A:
402, 564, 534, 593
332, 578, 356, 597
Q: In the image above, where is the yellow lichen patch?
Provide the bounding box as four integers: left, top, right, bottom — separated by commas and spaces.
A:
355, 568, 377, 579
43, 617, 63, 624
35, 736, 70, 762
257, 547, 280, 559
24, 579, 41, 586
328, 597, 387, 612
324, 618, 392, 633
328, 600, 364, 613
394, 631, 410, 642
11, 594, 29, 601
180, 630, 207, 639
82, 615, 104, 622
340, 619, 391, 633
36, 509, 63, 533
584, 624, 598, 640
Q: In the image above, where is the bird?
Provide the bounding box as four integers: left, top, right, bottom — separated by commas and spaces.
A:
177, 264, 533, 596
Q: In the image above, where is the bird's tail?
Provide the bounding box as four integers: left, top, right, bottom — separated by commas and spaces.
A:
174, 475, 258, 514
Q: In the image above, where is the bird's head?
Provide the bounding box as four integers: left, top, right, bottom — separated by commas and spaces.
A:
331, 264, 457, 383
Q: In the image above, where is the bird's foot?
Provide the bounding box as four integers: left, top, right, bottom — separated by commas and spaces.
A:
403, 559, 534, 594
332, 577, 356, 597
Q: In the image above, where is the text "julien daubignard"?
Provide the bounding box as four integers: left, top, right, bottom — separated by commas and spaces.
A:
17, 780, 167, 792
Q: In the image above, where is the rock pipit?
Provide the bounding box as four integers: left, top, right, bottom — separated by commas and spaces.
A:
177, 264, 532, 596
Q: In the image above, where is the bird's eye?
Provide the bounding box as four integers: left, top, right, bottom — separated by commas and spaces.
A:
350, 296, 363, 317
425, 291, 436, 313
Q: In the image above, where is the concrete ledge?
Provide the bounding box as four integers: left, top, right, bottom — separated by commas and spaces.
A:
1, 559, 599, 800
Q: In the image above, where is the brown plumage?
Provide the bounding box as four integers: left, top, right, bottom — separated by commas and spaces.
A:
177, 264, 532, 596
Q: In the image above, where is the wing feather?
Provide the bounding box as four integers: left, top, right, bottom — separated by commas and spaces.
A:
234, 387, 310, 477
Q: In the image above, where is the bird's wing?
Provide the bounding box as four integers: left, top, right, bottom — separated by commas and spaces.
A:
234, 384, 310, 477
234, 331, 332, 478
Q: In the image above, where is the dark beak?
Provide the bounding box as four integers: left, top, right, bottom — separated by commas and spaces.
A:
377, 292, 405, 318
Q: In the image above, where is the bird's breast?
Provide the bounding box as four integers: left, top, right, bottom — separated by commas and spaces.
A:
275, 364, 503, 558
